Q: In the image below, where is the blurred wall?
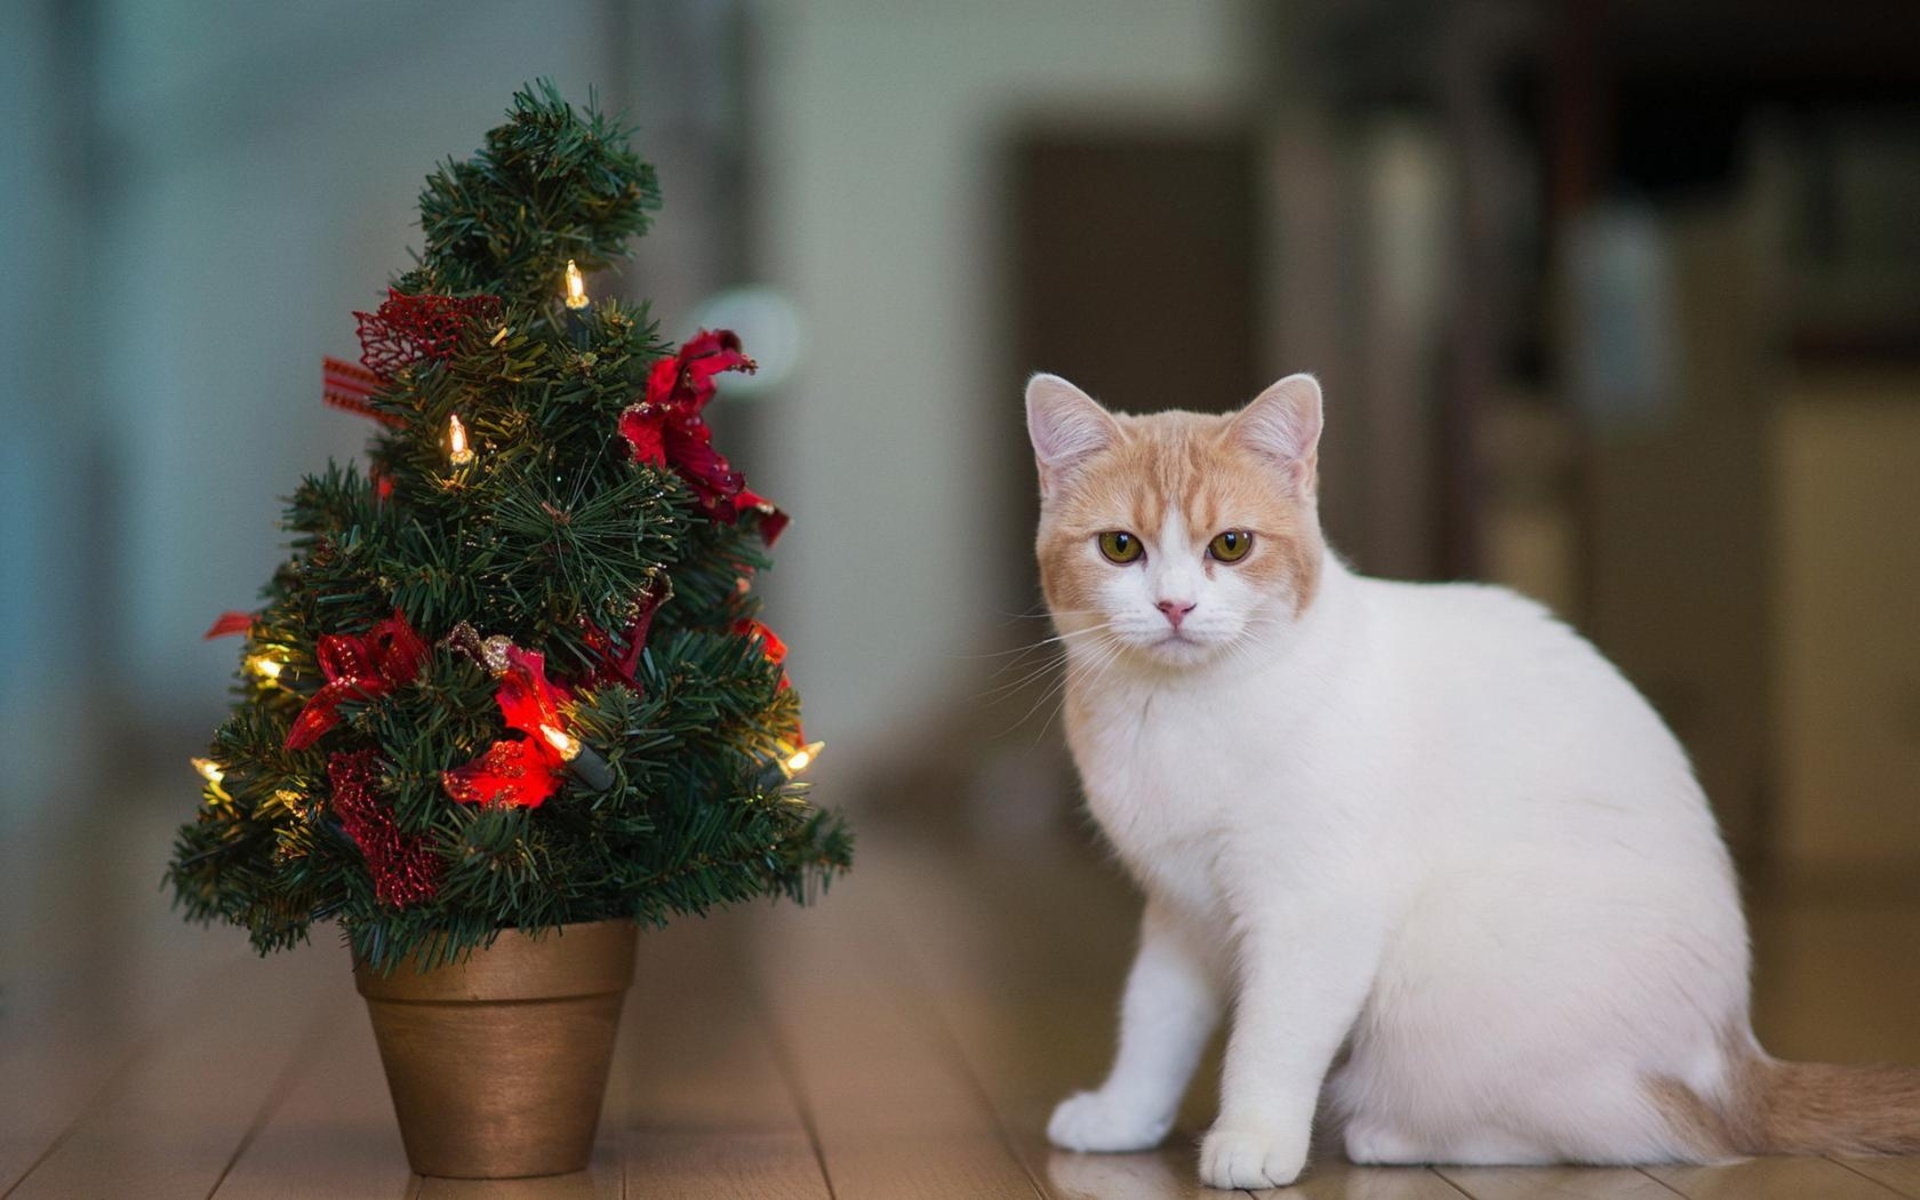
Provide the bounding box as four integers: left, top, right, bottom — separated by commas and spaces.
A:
0, 0, 739, 825
753, 0, 1257, 760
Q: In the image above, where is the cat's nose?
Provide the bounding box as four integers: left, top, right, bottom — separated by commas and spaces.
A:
1156, 599, 1195, 628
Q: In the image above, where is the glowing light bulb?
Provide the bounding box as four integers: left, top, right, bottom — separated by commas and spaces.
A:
247, 654, 284, 681
448, 414, 474, 466
191, 757, 225, 784
564, 260, 588, 310
783, 741, 825, 776
539, 723, 582, 761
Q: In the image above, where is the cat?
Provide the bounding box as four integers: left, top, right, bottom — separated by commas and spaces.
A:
1026, 371, 1920, 1190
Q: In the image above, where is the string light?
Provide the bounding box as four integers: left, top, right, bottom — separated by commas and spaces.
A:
783, 741, 825, 776
539, 724, 582, 761
247, 654, 284, 681
564, 260, 588, 310
490, 324, 510, 346
191, 757, 225, 784
541, 723, 615, 790
447, 414, 474, 466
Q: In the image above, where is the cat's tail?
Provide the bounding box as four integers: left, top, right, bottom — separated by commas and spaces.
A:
1721, 1052, 1920, 1156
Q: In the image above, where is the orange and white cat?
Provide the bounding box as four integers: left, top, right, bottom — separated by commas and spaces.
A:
1028, 372, 1920, 1189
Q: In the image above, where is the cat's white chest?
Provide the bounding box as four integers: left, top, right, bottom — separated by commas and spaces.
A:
1067, 677, 1269, 913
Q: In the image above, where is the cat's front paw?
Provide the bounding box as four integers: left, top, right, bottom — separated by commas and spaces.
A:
1047, 1090, 1173, 1152
1198, 1125, 1308, 1190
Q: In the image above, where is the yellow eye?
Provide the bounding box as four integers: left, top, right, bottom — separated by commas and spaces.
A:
1098, 531, 1143, 564
1209, 530, 1253, 562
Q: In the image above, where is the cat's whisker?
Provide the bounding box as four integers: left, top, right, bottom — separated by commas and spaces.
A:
998, 627, 1125, 739
977, 625, 1123, 693
966, 620, 1119, 665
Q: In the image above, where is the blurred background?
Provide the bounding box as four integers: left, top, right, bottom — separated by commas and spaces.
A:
4, 0, 1920, 890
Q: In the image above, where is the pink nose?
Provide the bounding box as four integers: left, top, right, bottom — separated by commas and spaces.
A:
1156, 599, 1195, 628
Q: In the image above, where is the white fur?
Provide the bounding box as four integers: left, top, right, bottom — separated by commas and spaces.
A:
1039, 386, 1750, 1190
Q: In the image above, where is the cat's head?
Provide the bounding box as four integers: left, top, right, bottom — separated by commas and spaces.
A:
1026, 373, 1325, 668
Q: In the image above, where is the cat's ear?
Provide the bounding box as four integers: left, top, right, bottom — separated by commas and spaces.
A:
1026, 373, 1117, 496
1229, 373, 1323, 497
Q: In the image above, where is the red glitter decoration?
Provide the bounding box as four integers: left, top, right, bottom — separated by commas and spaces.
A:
441, 647, 576, 809
285, 610, 430, 750
328, 749, 441, 908
354, 289, 504, 381
618, 329, 789, 543
441, 737, 564, 809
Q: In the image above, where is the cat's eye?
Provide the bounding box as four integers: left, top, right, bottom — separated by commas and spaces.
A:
1098, 531, 1143, 564
1209, 530, 1253, 562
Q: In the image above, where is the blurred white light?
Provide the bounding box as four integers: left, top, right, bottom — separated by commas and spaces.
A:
689, 285, 803, 397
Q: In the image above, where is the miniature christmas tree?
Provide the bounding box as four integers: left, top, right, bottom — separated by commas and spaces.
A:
168, 82, 851, 974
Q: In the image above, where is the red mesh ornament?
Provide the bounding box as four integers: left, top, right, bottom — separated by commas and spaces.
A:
354, 289, 504, 381
327, 749, 441, 908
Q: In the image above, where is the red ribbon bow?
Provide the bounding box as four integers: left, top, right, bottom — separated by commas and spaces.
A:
284, 611, 429, 751
441, 647, 576, 809
619, 329, 789, 542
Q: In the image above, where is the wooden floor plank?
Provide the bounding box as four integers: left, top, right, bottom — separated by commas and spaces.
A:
1646, 1157, 1907, 1198
1435, 1166, 1683, 1199
621, 914, 828, 1200
1258, 1164, 1472, 1200
1833, 1157, 1920, 1198
868, 838, 1476, 1200
0, 805, 254, 1192
209, 974, 412, 1199
754, 875, 1044, 1199
6, 943, 337, 1200
412, 1151, 620, 1200
0, 967, 232, 1193
11, 798, 1920, 1198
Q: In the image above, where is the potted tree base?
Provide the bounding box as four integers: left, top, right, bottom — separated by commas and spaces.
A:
167, 83, 850, 1184
356, 920, 637, 1178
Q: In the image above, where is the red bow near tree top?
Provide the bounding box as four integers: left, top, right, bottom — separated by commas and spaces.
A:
441, 647, 578, 809
285, 611, 430, 750
619, 329, 790, 542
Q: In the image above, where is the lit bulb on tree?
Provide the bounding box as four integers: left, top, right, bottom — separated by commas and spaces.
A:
562, 259, 590, 344
247, 654, 284, 682
783, 741, 825, 777
540, 723, 614, 790
191, 757, 231, 804
447, 414, 474, 466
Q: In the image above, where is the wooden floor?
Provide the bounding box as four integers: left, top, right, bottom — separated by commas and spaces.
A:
6, 796, 1920, 1199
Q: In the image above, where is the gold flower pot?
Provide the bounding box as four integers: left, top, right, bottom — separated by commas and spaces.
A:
354, 919, 637, 1179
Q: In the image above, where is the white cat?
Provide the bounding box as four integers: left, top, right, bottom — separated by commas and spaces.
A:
1028, 372, 1920, 1189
